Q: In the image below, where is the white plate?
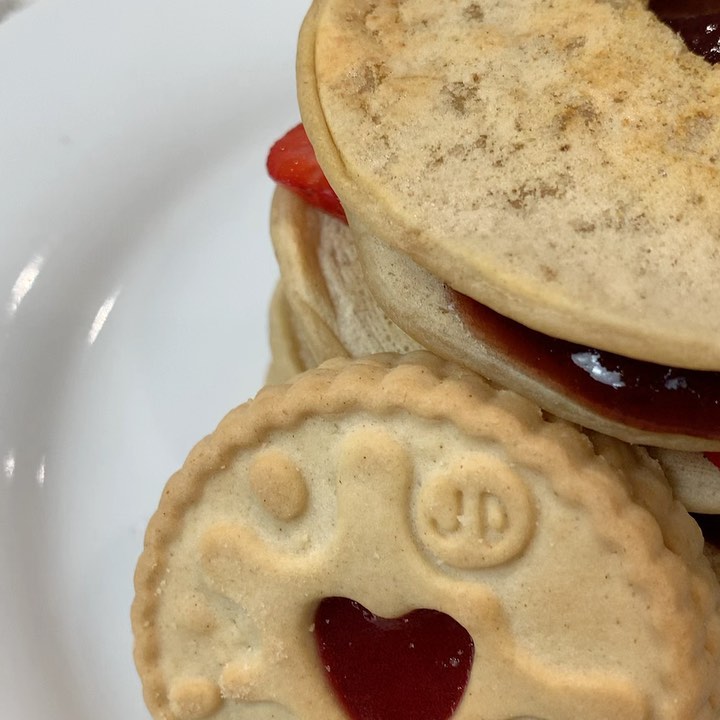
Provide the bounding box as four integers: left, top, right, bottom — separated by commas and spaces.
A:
0, 1, 306, 716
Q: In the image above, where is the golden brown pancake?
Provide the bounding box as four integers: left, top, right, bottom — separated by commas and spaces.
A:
270, 185, 421, 368
266, 282, 306, 384
651, 448, 720, 514
298, 0, 720, 371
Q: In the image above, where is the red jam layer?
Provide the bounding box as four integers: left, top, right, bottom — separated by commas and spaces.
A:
314, 597, 473, 720
650, 0, 720, 63
449, 289, 720, 442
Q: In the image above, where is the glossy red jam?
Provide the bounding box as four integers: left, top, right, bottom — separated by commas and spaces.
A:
449, 289, 720, 442
650, 0, 720, 63
314, 597, 473, 720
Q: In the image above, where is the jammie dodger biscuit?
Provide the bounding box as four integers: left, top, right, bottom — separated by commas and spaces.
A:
132, 352, 720, 720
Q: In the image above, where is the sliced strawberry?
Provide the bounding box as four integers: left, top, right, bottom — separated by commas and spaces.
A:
705, 452, 720, 471
267, 123, 347, 222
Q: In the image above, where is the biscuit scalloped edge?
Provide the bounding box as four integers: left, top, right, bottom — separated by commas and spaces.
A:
132, 351, 720, 720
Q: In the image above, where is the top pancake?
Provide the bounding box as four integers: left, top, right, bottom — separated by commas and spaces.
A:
298, 0, 720, 370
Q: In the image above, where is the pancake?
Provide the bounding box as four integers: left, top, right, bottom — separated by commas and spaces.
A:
652, 448, 720, 514
270, 185, 421, 368
298, 0, 720, 371
266, 282, 306, 385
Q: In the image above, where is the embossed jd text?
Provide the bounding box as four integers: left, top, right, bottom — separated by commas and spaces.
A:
415, 455, 536, 569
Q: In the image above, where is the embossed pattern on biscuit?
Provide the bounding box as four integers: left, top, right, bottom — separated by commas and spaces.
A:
133, 353, 720, 720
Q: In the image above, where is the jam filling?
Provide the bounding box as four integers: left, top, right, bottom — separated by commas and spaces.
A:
314, 597, 474, 720
449, 289, 720, 442
650, 0, 720, 63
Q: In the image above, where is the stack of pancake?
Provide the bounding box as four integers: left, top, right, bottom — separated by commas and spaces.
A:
268, 0, 720, 512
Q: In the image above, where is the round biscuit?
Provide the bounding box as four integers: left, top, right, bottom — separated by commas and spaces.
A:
133, 352, 720, 720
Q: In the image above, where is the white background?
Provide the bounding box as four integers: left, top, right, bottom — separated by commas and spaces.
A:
0, 1, 306, 716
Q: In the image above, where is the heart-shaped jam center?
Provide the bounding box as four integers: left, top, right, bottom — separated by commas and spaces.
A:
650, 0, 720, 63
314, 597, 474, 720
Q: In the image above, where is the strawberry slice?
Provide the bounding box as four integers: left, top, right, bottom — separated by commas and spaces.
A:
267, 123, 347, 222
